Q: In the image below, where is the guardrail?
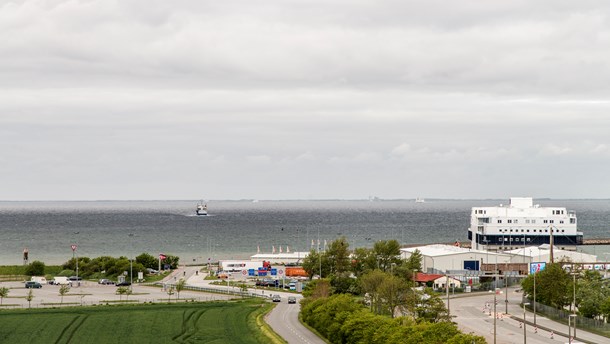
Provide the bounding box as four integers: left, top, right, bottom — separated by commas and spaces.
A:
152, 282, 268, 299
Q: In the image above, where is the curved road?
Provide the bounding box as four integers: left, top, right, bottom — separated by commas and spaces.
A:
179, 267, 325, 344
265, 295, 326, 344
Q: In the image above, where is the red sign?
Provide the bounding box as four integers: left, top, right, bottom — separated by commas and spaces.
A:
242, 270, 247, 275
159, 254, 166, 260
71, 244, 77, 251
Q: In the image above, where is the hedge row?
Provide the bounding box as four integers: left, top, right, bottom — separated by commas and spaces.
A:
301, 294, 486, 344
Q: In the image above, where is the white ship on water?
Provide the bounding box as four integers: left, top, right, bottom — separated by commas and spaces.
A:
415, 197, 425, 203
196, 201, 208, 216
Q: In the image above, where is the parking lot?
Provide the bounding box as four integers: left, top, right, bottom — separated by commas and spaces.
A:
0, 280, 233, 308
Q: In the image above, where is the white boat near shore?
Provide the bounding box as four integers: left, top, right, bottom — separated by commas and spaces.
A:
415, 198, 425, 203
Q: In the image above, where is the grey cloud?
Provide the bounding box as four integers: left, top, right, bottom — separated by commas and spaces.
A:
2, 1, 610, 199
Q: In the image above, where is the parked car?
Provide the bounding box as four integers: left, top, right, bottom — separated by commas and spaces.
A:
288, 296, 297, 304
272, 295, 281, 302
25, 281, 42, 289
146, 268, 158, 274
116, 281, 131, 287
68, 276, 82, 281
99, 279, 115, 285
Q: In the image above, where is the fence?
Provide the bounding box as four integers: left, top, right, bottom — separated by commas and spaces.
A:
524, 297, 610, 336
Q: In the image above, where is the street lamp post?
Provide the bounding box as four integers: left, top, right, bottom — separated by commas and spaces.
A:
129, 233, 135, 290
446, 275, 450, 317
533, 269, 537, 325
568, 314, 577, 343
572, 271, 578, 338
523, 302, 530, 344
505, 272, 509, 314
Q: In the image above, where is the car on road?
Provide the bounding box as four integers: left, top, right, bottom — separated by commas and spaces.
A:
287, 296, 297, 304
116, 281, 131, 287
272, 295, 281, 302
68, 276, 82, 281
25, 281, 42, 288
99, 279, 115, 285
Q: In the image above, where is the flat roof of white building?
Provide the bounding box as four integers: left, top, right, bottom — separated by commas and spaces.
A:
401, 244, 512, 258
250, 252, 310, 260
506, 245, 597, 263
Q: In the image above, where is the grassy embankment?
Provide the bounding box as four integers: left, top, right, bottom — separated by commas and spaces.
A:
0, 300, 282, 344
0, 265, 63, 281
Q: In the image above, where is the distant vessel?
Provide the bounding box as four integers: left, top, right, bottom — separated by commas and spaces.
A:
415, 198, 425, 203
196, 201, 208, 216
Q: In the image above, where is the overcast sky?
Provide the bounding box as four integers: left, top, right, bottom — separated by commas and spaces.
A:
2, 0, 610, 200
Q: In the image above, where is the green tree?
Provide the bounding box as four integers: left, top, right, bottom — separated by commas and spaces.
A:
378, 274, 411, 318
26, 289, 34, 308
360, 270, 387, 314
136, 253, 158, 269
166, 285, 175, 301
302, 249, 330, 279
116, 286, 129, 301
415, 291, 450, 322
330, 272, 360, 295
175, 278, 186, 299
325, 237, 351, 275
404, 249, 423, 272
576, 270, 608, 318
59, 285, 70, 304
600, 297, 610, 322
372, 240, 402, 273
522, 263, 571, 309
163, 254, 180, 269
351, 247, 375, 276
0, 287, 9, 305
301, 279, 332, 299
24, 261, 45, 276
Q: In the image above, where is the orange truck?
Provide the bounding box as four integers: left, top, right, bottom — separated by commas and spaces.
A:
285, 267, 308, 277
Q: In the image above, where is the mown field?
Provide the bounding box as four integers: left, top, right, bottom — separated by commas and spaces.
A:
0, 300, 275, 344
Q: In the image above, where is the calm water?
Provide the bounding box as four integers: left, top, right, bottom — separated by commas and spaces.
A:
1, 199, 610, 265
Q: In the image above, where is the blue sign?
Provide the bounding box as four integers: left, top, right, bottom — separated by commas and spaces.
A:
271, 268, 277, 276
248, 269, 256, 276
530, 262, 546, 274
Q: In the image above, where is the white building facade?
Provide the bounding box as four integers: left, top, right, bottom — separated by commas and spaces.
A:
468, 197, 583, 252
401, 244, 517, 274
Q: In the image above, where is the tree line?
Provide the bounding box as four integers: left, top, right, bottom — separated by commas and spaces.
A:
298, 238, 485, 343
20, 253, 180, 280
521, 261, 610, 321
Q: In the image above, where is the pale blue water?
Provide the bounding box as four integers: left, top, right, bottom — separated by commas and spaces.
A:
1, 199, 609, 265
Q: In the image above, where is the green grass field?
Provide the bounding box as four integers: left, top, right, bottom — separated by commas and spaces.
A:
0, 300, 274, 344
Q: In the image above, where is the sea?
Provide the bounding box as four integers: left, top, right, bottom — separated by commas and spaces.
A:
1, 199, 610, 266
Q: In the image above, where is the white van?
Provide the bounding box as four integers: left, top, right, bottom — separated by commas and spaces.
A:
52, 276, 70, 285
30, 276, 47, 285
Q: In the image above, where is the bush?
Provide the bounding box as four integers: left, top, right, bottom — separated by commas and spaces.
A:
24, 261, 45, 276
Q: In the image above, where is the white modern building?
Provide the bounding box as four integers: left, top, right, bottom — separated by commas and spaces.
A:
401, 244, 516, 274
468, 197, 583, 252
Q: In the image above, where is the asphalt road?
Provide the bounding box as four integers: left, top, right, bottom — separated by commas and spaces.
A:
265, 295, 326, 344
180, 267, 326, 344
450, 287, 609, 344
